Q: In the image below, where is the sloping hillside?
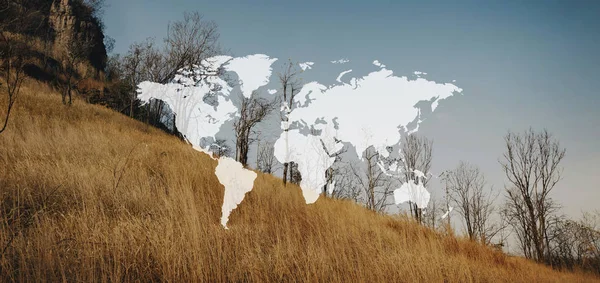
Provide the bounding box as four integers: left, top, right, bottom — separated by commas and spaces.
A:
0, 84, 598, 282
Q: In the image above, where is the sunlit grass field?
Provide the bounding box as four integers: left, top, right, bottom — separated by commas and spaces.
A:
1, 82, 598, 282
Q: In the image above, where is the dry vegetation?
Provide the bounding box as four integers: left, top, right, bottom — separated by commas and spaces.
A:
0, 83, 598, 282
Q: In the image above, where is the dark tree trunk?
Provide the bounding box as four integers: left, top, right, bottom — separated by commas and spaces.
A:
282, 162, 289, 186
235, 132, 250, 167
288, 161, 294, 184
130, 92, 134, 117
68, 84, 72, 105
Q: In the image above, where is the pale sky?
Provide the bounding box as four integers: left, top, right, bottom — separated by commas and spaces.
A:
103, 0, 600, 219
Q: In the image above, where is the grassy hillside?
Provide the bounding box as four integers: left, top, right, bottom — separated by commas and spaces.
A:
0, 83, 598, 282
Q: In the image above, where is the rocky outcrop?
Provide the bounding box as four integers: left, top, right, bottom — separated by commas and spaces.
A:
48, 0, 107, 78
1, 0, 107, 80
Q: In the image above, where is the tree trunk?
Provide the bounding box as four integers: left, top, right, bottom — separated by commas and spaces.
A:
283, 163, 289, 186
323, 168, 330, 196
288, 162, 294, 184
235, 131, 250, 167
240, 144, 248, 166
130, 92, 134, 117
68, 84, 72, 105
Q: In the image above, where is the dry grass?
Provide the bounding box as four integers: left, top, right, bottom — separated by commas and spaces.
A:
0, 82, 598, 282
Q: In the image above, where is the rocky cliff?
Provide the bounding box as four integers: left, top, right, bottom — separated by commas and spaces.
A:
1, 0, 107, 80
48, 0, 107, 77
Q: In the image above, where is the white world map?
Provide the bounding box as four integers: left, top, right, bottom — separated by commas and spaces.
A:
138, 54, 463, 228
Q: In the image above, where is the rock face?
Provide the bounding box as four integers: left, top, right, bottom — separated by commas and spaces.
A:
48, 0, 107, 79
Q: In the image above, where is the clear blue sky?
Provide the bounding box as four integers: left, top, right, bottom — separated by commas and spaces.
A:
103, 0, 600, 218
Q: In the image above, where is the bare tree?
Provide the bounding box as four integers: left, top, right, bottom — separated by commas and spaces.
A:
159, 12, 221, 84
547, 211, 600, 273
100, 53, 136, 112
122, 39, 153, 116
319, 140, 348, 198
121, 12, 221, 85
256, 141, 277, 174
322, 151, 362, 201
446, 161, 504, 244
119, 39, 171, 125
60, 35, 94, 105
399, 134, 433, 223
439, 170, 453, 232
115, 11, 222, 129
333, 166, 362, 201
351, 146, 394, 212
0, 32, 24, 134
500, 128, 566, 263
234, 92, 275, 167
278, 60, 301, 186
423, 196, 442, 230
579, 211, 600, 264
0, 0, 40, 133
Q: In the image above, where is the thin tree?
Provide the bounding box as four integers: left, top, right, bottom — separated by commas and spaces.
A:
0, 30, 24, 134
122, 39, 152, 117
399, 134, 433, 223
423, 196, 441, 230
351, 146, 394, 212
257, 141, 276, 174
278, 60, 301, 186
319, 139, 347, 197
160, 12, 221, 84
0, 0, 39, 134
447, 161, 503, 244
500, 128, 566, 263
546, 211, 600, 272
329, 158, 362, 201
233, 92, 275, 167
60, 35, 94, 105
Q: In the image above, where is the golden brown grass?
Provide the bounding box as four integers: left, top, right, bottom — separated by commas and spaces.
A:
0, 82, 598, 282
